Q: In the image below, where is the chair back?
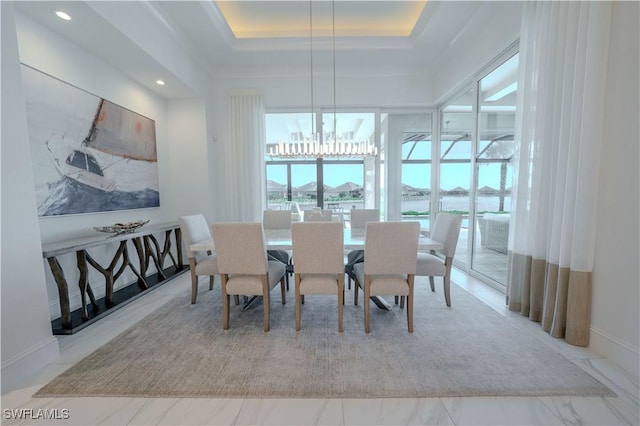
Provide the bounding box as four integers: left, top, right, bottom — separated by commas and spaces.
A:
350, 209, 379, 230
178, 214, 212, 258
291, 222, 344, 274
211, 223, 268, 275
430, 213, 463, 257
364, 222, 420, 275
263, 210, 292, 230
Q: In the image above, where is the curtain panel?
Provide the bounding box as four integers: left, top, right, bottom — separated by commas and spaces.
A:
225, 91, 266, 222
508, 1, 611, 347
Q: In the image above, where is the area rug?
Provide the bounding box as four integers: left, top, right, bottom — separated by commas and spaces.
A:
34, 280, 614, 398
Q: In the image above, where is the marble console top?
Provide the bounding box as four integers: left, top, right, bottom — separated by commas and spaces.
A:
42, 221, 179, 258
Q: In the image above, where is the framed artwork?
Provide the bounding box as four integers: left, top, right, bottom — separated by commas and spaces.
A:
21, 64, 160, 217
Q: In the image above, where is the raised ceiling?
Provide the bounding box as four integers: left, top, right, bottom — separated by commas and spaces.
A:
13, 1, 514, 98
216, 1, 427, 38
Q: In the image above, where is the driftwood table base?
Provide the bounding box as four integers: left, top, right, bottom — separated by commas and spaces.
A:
43, 222, 186, 335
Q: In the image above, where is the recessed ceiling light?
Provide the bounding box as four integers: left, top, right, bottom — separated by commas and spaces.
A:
55, 11, 71, 21
156, 80, 165, 86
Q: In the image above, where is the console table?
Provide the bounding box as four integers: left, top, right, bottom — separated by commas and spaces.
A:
42, 222, 186, 334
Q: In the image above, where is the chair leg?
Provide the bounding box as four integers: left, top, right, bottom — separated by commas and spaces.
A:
189, 259, 198, 304
338, 275, 344, 332
209, 275, 214, 291
400, 295, 405, 309
443, 275, 451, 307
354, 277, 361, 306
407, 276, 415, 332
394, 296, 399, 305
221, 275, 230, 330
295, 274, 301, 331
429, 276, 435, 292
190, 274, 198, 304
280, 277, 286, 305
233, 295, 240, 306
262, 276, 270, 332
364, 276, 371, 333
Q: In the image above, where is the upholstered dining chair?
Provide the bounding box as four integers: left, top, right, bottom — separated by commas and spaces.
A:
211, 222, 286, 332
178, 214, 218, 304
416, 212, 463, 307
345, 208, 380, 289
353, 221, 420, 333
263, 209, 293, 290
291, 222, 344, 332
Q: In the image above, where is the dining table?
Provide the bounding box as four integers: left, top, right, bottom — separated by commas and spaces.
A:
190, 227, 443, 311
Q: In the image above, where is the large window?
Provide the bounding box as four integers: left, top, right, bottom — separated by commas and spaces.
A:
265, 111, 375, 222
263, 48, 518, 292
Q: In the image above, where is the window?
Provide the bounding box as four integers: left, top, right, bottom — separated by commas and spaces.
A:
265, 111, 375, 223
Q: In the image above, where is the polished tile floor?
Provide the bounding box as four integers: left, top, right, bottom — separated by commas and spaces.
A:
2, 271, 638, 425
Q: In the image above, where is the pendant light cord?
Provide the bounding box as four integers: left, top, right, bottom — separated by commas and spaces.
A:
332, 0, 337, 143
309, 0, 315, 138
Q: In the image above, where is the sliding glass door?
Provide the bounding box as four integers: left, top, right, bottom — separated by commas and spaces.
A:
471, 53, 518, 285
440, 90, 474, 267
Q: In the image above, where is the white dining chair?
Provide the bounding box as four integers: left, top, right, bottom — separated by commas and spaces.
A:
178, 214, 218, 304
345, 208, 379, 289
291, 222, 344, 332
263, 209, 293, 289
353, 221, 420, 333
416, 212, 463, 307
211, 222, 286, 332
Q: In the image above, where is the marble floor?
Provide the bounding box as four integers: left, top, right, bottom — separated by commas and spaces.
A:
2, 271, 638, 425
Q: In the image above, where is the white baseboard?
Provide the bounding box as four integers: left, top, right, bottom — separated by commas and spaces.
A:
590, 326, 640, 379
1, 336, 60, 395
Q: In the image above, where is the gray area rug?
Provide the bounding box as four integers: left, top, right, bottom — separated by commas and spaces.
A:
35, 280, 614, 398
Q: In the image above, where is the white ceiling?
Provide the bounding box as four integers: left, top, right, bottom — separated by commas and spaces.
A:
13, 1, 499, 99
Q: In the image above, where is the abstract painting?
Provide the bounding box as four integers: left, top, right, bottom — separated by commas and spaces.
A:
21, 64, 160, 217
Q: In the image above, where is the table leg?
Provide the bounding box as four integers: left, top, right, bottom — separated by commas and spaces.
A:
371, 296, 392, 311
76, 250, 90, 321
175, 228, 184, 268
47, 257, 72, 330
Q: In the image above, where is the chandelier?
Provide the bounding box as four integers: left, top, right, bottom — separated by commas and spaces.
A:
268, 1, 377, 159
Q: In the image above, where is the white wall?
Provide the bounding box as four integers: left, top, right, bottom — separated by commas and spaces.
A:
14, 12, 179, 321
167, 99, 215, 223
591, 1, 640, 378
1, 2, 59, 393
2, 7, 213, 390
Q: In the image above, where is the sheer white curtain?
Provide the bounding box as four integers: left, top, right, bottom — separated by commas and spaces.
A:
508, 1, 611, 346
224, 91, 266, 222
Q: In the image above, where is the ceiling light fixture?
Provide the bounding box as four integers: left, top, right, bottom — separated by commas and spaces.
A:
155, 80, 165, 86
269, 0, 376, 159
55, 11, 72, 21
